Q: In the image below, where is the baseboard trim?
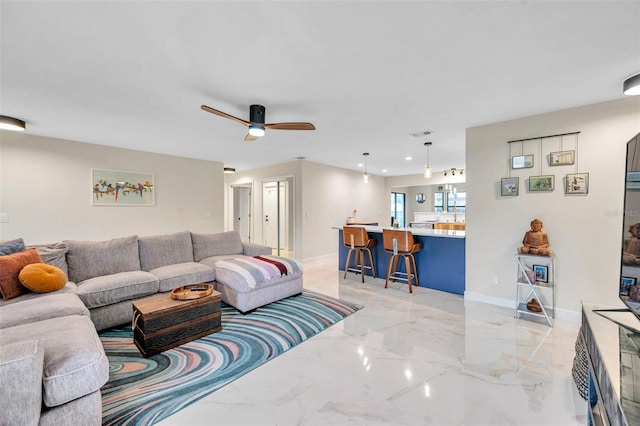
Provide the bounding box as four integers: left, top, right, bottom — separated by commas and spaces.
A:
464, 291, 581, 325
302, 253, 336, 264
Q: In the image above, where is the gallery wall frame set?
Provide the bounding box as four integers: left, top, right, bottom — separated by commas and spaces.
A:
92, 168, 154, 206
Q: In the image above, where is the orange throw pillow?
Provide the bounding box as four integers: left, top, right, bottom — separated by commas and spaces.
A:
19, 263, 67, 293
0, 248, 42, 299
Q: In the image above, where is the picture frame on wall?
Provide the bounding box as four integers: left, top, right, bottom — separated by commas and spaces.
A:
501, 177, 519, 196
549, 150, 575, 166
533, 265, 548, 283
91, 169, 154, 206
511, 154, 533, 169
565, 172, 589, 195
528, 175, 554, 192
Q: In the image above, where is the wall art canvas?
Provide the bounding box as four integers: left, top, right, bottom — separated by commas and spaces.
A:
92, 169, 154, 205
528, 175, 555, 192
501, 177, 519, 196
565, 172, 589, 195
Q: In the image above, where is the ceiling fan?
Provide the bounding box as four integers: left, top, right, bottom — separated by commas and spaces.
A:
201, 104, 316, 141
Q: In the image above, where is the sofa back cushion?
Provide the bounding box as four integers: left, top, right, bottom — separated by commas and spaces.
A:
64, 235, 140, 283
138, 231, 194, 271
28, 242, 69, 276
191, 231, 243, 262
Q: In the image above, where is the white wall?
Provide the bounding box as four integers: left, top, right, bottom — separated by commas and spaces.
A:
466, 97, 640, 317
0, 132, 224, 243
225, 160, 388, 261
300, 160, 387, 260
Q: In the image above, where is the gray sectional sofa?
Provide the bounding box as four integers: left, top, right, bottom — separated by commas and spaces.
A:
0, 230, 303, 426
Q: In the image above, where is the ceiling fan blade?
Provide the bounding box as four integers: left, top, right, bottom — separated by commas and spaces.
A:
244, 133, 258, 142
201, 105, 250, 127
265, 122, 316, 131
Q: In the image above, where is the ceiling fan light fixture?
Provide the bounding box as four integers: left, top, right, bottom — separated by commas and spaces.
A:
624, 72, 640, 96
248, 125, 265, 137
0, 115, 26, 132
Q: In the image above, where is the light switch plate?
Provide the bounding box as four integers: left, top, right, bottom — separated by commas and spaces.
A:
0, 213, 8, 223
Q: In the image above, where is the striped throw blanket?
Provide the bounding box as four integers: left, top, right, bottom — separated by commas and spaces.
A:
215, 255, 302, 289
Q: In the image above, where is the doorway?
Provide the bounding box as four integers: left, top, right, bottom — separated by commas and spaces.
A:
262, 177, 294, 258
231, 184, 252, 242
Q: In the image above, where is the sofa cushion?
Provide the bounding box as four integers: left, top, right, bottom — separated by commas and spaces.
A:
138, 231, 194, 271
65, 235, 140, 283
19, 263, 67, 293
76, 271, 159, 309
0, 315, 109, 408
0, 248, 42, 300
0, 340, 44, 426
0, 282, 77, 308
191, 231, 243, 262
149, 262, 216, 292
0, 292, 89, 329
0, 238, 26, 255
29, 242, 69, 276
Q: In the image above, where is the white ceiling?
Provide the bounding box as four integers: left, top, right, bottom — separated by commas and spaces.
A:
1, 1, 639, 176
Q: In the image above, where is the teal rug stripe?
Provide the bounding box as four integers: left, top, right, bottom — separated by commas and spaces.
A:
100, 290, 363, 426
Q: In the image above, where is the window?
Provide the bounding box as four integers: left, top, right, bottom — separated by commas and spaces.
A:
390, 192, 406, 227
447, 191, 466, 213
434, 192, 444, 213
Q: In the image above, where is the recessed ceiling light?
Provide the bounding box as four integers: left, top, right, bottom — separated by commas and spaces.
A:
357, 163, 364, 167
405, 156, 412, 161
382, 169, 388, 173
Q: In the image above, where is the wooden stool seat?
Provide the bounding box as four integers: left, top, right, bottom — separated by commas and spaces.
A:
382, 229, 422, 293
343, 226, 376, 283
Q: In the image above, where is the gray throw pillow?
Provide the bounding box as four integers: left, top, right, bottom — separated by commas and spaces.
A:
28, 242, 69, 276
0, 238, 26, 255
64, 235, 140, 283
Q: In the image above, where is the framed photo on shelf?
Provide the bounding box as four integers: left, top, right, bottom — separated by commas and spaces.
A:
533, 265, 548, 283
620, 276, 637, 296
511, 154, 533, 169
528, 175, 554, 192
549, 150, 575, 166
565, 172, 589, 195
501, 177, 519, 196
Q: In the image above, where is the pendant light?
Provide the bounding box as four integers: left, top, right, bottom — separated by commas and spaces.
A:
0, 115, 26, 132
424, 142, 432, 178
363, 152, 369, 183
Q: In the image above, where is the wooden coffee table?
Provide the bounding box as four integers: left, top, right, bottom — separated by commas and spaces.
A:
132, 288, 222, 357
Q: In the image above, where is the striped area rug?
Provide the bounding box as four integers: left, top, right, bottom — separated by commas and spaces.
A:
100, 290, 363, 425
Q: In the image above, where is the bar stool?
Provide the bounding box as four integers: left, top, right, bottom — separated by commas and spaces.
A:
343, 226, 376, 283
382, 229, 422, 293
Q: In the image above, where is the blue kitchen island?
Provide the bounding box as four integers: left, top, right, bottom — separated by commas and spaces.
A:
337, 226, 465, 295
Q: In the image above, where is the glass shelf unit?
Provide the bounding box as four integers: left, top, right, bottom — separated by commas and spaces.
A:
514, 253, 555, 326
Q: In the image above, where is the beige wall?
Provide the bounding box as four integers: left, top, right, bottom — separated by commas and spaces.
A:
466, 97, 640, 318
0, 132, 224, 244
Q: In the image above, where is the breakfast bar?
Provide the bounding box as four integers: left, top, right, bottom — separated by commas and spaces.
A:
336, 226, 465, 295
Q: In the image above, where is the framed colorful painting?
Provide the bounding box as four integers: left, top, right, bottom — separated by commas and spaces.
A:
92, 169, 154, 205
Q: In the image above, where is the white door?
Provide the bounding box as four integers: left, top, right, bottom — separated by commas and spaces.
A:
233, 186, 251, 242
262, 178, 294, 257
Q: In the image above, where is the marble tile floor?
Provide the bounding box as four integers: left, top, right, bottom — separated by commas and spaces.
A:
158, 257, 586, 426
